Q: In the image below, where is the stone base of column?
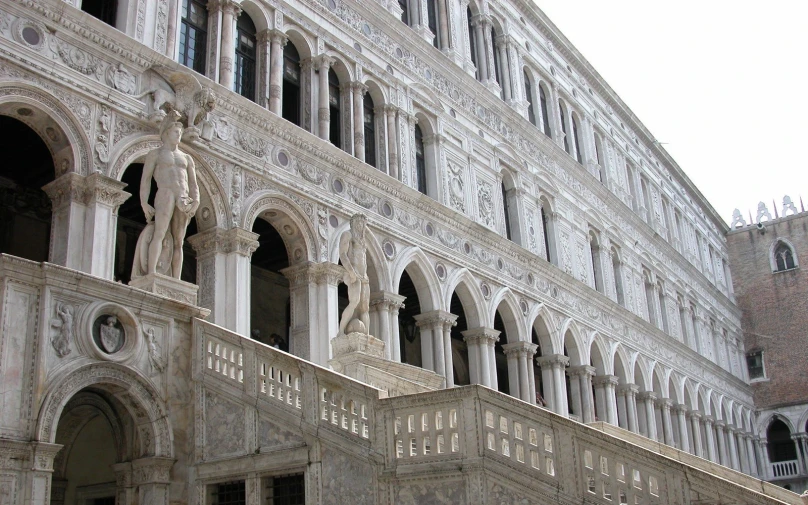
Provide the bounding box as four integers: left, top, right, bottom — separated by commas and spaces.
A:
130, 273, 198, 305
329, 332, 444, 397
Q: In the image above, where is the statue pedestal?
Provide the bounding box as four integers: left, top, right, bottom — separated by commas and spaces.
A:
329, 332, 445, 397
130, 273, 198, 305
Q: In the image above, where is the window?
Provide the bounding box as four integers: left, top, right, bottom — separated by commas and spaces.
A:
643, 269, 657, 326
399, 0, 409, 25
502, 183, 512, 240
677, 296, 688, 344
524, 71, 536, 126
81, 0, 118, 27
179, 0, 208, 74
539, 84, 551, 138
467, 8, 480, 81
213, 481, 246, 505
746, 351, 765, 379
593, 134, 605, 182
234, 14, 257, 101
774, 242, 796, 271
540, 198, 557, 266
589, 231, 603, 293
414, 124, 426, 194
571, 113, 583, 164
328, 69, 341, 148
625, 162, 638, 211
426, 0, 440, 48
282, 42, 302, 127
363, 93, 377, 168
612, 247, 624, 307
491, 27, 502, 89
657, 282, 669, 334
265, 474, 305, 504
558, 102, 570, 153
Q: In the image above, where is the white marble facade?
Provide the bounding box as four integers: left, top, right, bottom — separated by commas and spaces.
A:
0, 0, 793, 503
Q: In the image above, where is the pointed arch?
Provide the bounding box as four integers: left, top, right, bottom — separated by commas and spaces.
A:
558, 318, 585, 366
490, 287, 524, 343
527, 304, 557, 353
589, 333, 610, 375
444, 268, 484, 329
612, 344, 631, 384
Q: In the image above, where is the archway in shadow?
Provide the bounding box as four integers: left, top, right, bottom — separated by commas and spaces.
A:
767, 419, 797, 464
115, 163, 197, 284
397, 270, 422, 367
0, 115, 55, 261
493, 309, 509, 395
449, 292, 470, 386
250, 217, 290, 351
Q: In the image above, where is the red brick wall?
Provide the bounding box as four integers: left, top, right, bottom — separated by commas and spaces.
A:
726, 215, 808, 411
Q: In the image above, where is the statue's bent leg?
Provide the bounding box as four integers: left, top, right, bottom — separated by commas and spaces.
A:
148, 190, 175, 275
359, 280, 370, 332
339, 280, 360, 335
170, 207, 191, 279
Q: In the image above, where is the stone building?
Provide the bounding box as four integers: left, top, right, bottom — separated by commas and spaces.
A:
0, 0, 799, 503
727, 200, 808, 493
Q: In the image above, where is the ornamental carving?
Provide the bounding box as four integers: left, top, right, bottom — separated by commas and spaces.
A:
236, 130, 268, 158
50, 302, 74, 358
50, 39, 103, 78
105, 63, 137, 94
447, 161, 465, 212
297, 162, 325, 185
477, 181, 494, 227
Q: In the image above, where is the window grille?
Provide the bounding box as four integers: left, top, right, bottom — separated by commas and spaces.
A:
265, 474, 305, 505
213, 481, 246, 505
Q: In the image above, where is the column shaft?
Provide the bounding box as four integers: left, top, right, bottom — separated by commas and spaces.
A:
352, 83, 367, 162
268, 31, 287, 115
386, 106, 400, 180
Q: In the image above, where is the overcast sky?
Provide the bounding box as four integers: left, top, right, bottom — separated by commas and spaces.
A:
535, 0, 808, 226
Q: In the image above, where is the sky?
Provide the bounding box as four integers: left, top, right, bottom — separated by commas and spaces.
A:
534, 0, 808, 226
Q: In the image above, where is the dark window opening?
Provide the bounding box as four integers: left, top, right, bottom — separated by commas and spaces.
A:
399, 0, 409, 25
265, 474, 305, 505
767, 420, 797, 463
426, 0, 439, 48
363, 93, 377, 168
81, 0, 118, 27
179, 0, 208, 74
541, 206, 552, 264
502, 183, 512, 240
213, 481, 246, 505
572, 115, 582, 163
491, 27, 502, 91
746, 351, 764, 379
328, 69, 341, 148
539, 85, 551, 137
467, 8, 478, 80
774, 243, 796, 271
92, 498, 115, 505
234, 14, 257, 101
524, 71, 536, 126
558, 103, 569, 153
414, 124, 426, 194
282, 43, 301, 127
493, 311, 509, 396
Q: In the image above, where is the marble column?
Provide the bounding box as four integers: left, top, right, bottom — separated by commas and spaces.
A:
217, 0, 241, 90
637, 392, 658, 440
268, 30, 288, 115
495, 36, 512, 101
385, 105, 400, 180
674, 404, 690, 452
747, 434, 760, 477
459, 0, 475, 75
703, 416, 718, 463
257, 29, 271, 108
536, 354, 569, 417
205, 0, 223, 82
617, 384, 639, 433
43, 173, 130, 279
715, 421, 729, 467
738, 433, 750, 474
502, 342, 539, 403
369, 291, 406, 361
417, 310, 458, 387
189, 228, 259, 336
727, 426, 740, 470
593, 375, 619, 425
572, 366, 596, 423
436, 0, 450, 50
690, 412, 704, 458
481, 17, 498, 93
316, 55, 335, 140
758, 438, 771, 479
659, 399, 674, 446
351, 82, 368, 162
471, 15, 487, 82
389, 296, 405, 363
313, 262, 343, 363
462, 327, 500, 389
503, 344, 521, 399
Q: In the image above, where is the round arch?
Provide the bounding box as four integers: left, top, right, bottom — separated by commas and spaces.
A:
241, 191, 318, 264
36, 362, 173, 458
238, 0, 270, 32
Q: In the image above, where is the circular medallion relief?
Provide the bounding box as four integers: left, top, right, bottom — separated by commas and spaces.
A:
22, 26, 40, 46
14, 19, 46, 50
327, 0, 337, 10
362, 23, 371, 36
424, 222, 434, 237
16, 107, 33, 117
332, 178, 344, 194
527, 273, 535, 286
201, 207, 211, 221
435, 263, 446, 280
395, 47, 403, 58
329, 215, 339, 228
381, 201, 393, 218
519, 299, 528, 315
497, 258, 504, 270
353, 42, 362, 53
93, 315, 126, 354
383, 240, 396, 259
386, 64, 394, 75
277, 151, 289, 167
480, 282, 491, 299
463, 241, 471, 255
425, 69, 432, 80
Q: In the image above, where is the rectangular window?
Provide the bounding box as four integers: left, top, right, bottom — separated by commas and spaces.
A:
746, 351, 765, 380
265, 474, 305, 504
212, 481, 246, 505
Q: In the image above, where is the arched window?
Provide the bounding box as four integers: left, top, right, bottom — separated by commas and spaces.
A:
524, 71, 536, 126
571, 113, 583, 163
363, 93, 377, 168
467, 8, 480, 81
502, 183, 512, 241
625, 162, 638, 211
179, 0, 208, 74
643, 269, 657, 326
398, 0, 409, 25
612, 247, 624, 307
328, 68, 341, 148
491, 27, 502, 87
767, 419, 797, 463
414, 124, 427, 194
540, 198, 557, 266
234, 14, 257, 102
558, 101, 570, 153
282, 42, 301, 127
657, 281, 669, 333
774, 242, 796, 271
426, 0, 440, 48
81, 0, 118, 27
539, 84, 551, 138
589, 231, 603, 293
640, 176, 653, 223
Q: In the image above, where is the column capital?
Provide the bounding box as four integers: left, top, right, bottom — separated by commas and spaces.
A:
637, 391, 657, 402
567, 364, 596, 378
672, 403, 689, 414
384, 104, 400, 115
592, 374, 619, 387
714, 420, 727, 429
269, 29, 288, 46
415, 309, 458, 330
502, 341, 538, 357
656, 398, 674, 409
350, 81, 368, 95
702, 415, 715, 425
316, 54, 335, 71
188, 227, 259, 258
616, 383, 640, 396
369, 290, 407, 311
535, 353, 569, 368
280, 261, 319, 285
42, 172, 88, 210
84, 173, 130, 208
257, 28, 272, 44
462, 326, 500, 345
208, 0, 241, 15
689, 410, 703, 420
131, 456, 175, 485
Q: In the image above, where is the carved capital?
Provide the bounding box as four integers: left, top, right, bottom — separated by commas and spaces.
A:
567, 364, 596, 378
313, 261, 345, 286
85, 173, 130, 208
462, 326, 500, 346
42, 172, 88, 211
280, 261, 319, 285
501, 341, 539, 358
131, 456, 175, 485
592, 374, 619, 387
637, 391, 657, 402
222, 227, 260, 256
269, 29, 288, 47
350, 81, 368, 96
369, 290, 407, 311
414, 309, 458, 330
535, 353, 569, 369
616, 383, 640, 397
316, 55, 335, 71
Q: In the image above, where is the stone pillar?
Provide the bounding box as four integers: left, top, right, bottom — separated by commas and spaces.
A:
746, 434, 760, 477
462, 327, 500, 389
758, 438, 770, 479
673, 405, 690, 452
495, 36, 512, 101
436, 0, 450, 50
537, 354, 569, 417
503, 344, 521, 399
131, 457, 174, 505
440, 315, 457, 387
189, 228, 259, 335
385, 105, 400, 180
389, 296, 405, 363
690, 412, 704, 458
548, 84, 565, 149
567, 367, 583, 419
617, 384, 639, 433
727, 426, 740, 470
374, 105, 389, 174
592, 375, 618, 425
313, 262, 343, 363
459, 0, 475, 75
370, 291, 406, 361
111, 462, 135, 505
637, 392, 657, 440
256, 29, 271, 108
659, 399, 674, 445
703, 416, 718, 463
738, 433, 751, 474
578, 367, 597, 423
351, 82, 368, 162
268, 30, 288, 115
279, 262, 331, 365
471, 15, 487, 82
43, 173, 129, 279
316, 55, 335, 140
502, 342, 538, 402
715, 421, 729, 466
205, 0, 223, 82
217, 0, 241, 90
482, 18, 499, 93
0, 441, 62, 505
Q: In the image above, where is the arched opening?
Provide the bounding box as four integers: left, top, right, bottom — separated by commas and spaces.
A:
0, 115, 54, 262
524, 70, 536, 126
774, 242, 796, 271
643, 269, 657, 327
593, 133, 605, 183
563, 330, 582, 419
414, 124, 427, 195
571, 112, 583, 164
634, 361, 651, 438
501, 181, 512, 241
250, 215, 291, 351
640, 176, 653, 223
767, 419, 797, 463
397, 270, 423, 367
363, 92, 377, 168
625, 162, 638, 212
114, 163, 198, 284
589, 230, 603, 293
235, 13, 257, 102
532, 315, 553, 408
179, 0, 209, 74
81, 0, 118, 28
657, 281, 669, 334
51, 388, 136, 505
538, 83, 551, 138
282, 42, 302, 127
611, 246, 624, 307
449, 292, 470, 386
558, 100, 570, 154
493, 306, 511, 396
328, 68, 342, 148
467, 7, 480, 81
539, 196, 557, 266
613, 350, 630, 430
491, 26, 504, 98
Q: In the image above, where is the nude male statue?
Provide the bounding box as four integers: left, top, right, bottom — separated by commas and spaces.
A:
338, 214, 370, 335
139, 112, 200, 278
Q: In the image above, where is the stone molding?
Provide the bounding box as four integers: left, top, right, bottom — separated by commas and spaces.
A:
414, 309, 458, 330
592, 374, 619, 387
131, 457, 176, 485
501, 341, 538, 357
535, 353, 569, 368
461, 326, 500, 345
